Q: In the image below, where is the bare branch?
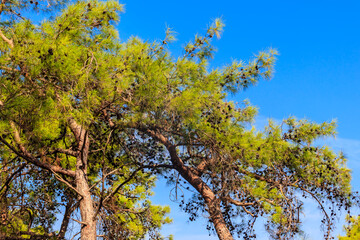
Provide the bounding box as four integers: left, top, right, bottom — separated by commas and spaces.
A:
71, 218, 87, 225
0, 66, 19, 72
225, 197, 255, 207
70, 231, 81, 240
298, 185, 332, 238
89, 164, 126, 190
242, 205, 255, 217
53, 148, 79, 157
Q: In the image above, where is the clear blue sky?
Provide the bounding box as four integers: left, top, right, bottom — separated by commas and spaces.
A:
117, 0, 360, 139
114, 0, 360, 239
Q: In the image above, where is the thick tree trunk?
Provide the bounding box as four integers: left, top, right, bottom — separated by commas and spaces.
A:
76, 167, 96, 240
206, 199, 234, 240
68, 119, 97, 240
76, 134, 96, 240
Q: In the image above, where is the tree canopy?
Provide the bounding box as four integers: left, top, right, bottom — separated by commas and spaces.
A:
0, 1, 358, 240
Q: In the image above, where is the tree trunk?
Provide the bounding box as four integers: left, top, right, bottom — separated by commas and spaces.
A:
76, 167, 96, 240
68, 119, 97, 240
142, 128, 234, 240
206, 199, 234, 240
167, 145, 234, 240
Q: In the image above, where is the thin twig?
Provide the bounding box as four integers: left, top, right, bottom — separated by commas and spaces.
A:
0, 163, 26, 195
50, 169, 83, 198
70, 218, 87, 226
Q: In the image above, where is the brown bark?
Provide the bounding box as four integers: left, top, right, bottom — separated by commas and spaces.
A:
0, 28, 13, 48
68, 118, 97, 240
207, 200, 234, 240
168, 145, 234, 240
143, 128, 234, 240
76, 165, 96, 240
58, 197, 77, 239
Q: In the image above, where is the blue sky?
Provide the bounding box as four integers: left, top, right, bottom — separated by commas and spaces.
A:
117, 0, 360, 139
113, 0, 360, 239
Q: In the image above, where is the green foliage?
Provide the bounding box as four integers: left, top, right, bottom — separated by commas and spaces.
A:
0, 0, 171, 239
0, 0, 356, 239
339, 216, 360, 240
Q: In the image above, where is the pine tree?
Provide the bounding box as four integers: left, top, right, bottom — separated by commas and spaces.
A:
0, 1, 171, 239
0, 1, 357, 240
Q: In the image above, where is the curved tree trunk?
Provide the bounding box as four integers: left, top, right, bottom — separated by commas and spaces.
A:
143, 128, 234, 240
175, 160, 234, 240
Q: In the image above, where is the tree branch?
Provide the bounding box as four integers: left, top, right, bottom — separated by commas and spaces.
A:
102, 109, 115, 128
0, 0, 6, 15
2, 231, 56, 240
0, 65, 19, 72
70, 218, 87, 226
225, 197, 255, 207
194, 156, 216, 176
53, 148, 79, 157
0, 163, 26, 195
49, 168, 83, 197
58, 197, 77, 239
241, 205, 255, 217
0, 28, 13, 48
235, 166, 280, 187
67, 117, 86, 142
94, 163, 174, 220
0, 122, 75, 177
298, 185, 332, 238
